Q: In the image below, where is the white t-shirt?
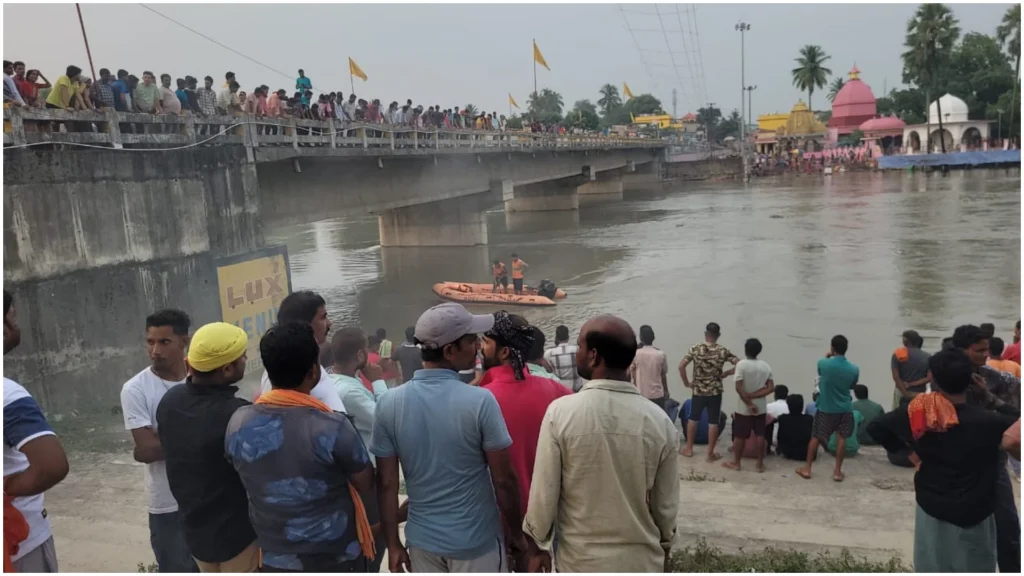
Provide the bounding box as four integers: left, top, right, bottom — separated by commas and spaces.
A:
734, 359, 773, 416
259, 366, 346, 412
120, 367, 184, 514
766, 399, 790, 419
4, 378, 55, 560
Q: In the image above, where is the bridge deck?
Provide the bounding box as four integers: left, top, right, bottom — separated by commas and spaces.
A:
3, 108, 664, 159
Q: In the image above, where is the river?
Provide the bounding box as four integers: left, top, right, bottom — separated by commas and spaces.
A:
267, 169, 1021, 412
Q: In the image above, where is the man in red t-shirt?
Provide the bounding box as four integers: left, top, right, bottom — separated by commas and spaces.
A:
481, 313, 571, 521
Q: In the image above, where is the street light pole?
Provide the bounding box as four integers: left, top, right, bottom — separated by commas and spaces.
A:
745, 85, 757, 136
735, 22, 750, 141
736, 22, 751, 178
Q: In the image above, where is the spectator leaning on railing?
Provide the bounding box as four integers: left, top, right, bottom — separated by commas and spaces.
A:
4, 60, 26, 106
159, 73, 181, 115
111, 69, 129, 112
216, 81, 240, 115
44, 65, 82, 110
91, 69, 115, 110
133, 71, 162, 114
12, 61, 50, 108
196, 76, 217, 116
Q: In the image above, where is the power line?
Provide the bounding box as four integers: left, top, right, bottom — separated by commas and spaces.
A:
670, 4, 703, 111
654, 4, 696, 114
137, 4, 295, 85
618, 5, 662, 97
689, 5, 711, 108
674, 5, 707, 108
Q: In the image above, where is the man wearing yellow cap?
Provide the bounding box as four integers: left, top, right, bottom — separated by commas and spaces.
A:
156, 322, 258, 573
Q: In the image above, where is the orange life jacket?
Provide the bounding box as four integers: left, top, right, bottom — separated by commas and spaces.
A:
511, 260, 524, 279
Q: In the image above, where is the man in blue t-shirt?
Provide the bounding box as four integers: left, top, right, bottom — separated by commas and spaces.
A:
796, 335, 859, 482
372, 303, 535, 573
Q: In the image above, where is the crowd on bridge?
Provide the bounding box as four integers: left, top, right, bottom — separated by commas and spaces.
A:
4, 270, 1021, 574
3, 60, 580, 137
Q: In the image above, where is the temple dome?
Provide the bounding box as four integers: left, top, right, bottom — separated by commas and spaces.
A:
832, 66, 876, 108
928, 93, 969, 125
829, 65, 877, 133
859, 116, 906, 132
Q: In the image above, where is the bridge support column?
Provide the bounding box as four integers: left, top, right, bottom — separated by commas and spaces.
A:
504, 178, 581, 213
377, 195, 488, 247
622, 158, 665, 200
577, 171, 623, 206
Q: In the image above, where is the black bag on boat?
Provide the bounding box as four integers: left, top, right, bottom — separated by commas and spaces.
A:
537, 279, 557, 299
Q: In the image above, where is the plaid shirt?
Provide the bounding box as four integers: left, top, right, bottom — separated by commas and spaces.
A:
195, 87, 217, 116
91, 81, 115, 108
544, 344, 585, 392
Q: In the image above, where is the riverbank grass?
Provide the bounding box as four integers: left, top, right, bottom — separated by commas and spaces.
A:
670, 538, 909, 572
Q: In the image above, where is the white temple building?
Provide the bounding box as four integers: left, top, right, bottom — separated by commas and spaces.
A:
902, 93, 990, 154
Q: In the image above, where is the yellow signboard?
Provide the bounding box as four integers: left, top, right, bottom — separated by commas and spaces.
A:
215, 245, 291, 373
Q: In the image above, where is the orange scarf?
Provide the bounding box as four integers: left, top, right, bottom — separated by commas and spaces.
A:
255, 389, 376, 562
4, 493, 29, 572
907, 392, 960, 440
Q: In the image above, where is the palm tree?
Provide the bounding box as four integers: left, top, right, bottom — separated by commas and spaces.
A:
791, 45, 832, 111
997, 4, 1020, 143
597, 84, 622, 117
902, 3, 960, 153
827, 77, 846, 102
463, 103, 478, 117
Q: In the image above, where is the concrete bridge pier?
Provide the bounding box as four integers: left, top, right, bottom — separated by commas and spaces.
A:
577, 170, 624, 206
377, 193, 490, 247
622, 158, 665, 200
503, 177, 582, 214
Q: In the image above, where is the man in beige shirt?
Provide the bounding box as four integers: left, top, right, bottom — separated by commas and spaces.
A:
524, 315, 680, 573
630, 324, 670, 411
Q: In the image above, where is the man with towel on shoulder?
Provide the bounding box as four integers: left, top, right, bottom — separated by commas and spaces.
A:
157, 322, 258, 573
226, 322, 377, 573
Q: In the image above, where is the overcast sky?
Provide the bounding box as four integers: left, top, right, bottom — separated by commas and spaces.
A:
3, 3, 1013, 118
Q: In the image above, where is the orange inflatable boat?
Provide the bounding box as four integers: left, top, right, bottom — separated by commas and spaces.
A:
432, 282, 566, 307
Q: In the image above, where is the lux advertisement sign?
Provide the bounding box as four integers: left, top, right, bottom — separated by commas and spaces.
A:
215, 245, 292, 373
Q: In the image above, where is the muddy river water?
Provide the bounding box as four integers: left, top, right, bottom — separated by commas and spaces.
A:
267, 169, 1021, 413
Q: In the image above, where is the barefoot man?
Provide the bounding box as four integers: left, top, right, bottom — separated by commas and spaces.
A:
679, 323, 738, 462
722, 338, 774, 473
797, 335, 858, 482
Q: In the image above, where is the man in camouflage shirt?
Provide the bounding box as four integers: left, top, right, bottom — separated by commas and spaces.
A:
679, 322, 739, 462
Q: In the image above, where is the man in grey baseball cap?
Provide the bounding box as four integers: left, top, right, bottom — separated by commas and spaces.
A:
414, 302, 494, 351
371, 302, 530, 573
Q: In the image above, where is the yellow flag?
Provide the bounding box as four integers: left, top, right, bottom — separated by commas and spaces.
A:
348, 57, 368, 82
623, 82, 634, 99
509, 94, 520, 109
533, 40, 550, 71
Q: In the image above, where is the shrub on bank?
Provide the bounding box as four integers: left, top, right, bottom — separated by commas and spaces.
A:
669, 538, 910, 573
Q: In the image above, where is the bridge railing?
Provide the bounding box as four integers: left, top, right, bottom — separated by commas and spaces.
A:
2, 108, 663, 152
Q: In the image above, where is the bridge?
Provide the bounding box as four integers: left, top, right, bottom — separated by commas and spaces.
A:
3, 107, 665, 413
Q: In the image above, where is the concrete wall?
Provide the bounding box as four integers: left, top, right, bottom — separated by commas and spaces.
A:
3, 148, 264, 415
664, 156, 744, 180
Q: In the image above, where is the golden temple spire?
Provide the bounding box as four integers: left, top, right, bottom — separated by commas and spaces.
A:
849, 64, 861, 80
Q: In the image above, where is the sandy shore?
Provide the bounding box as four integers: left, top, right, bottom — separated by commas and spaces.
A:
47, 442, 1014, 572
